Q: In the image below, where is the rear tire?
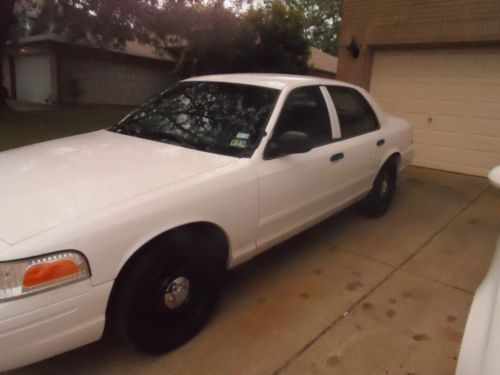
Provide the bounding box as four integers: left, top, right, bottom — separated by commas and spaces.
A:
108, 235, 222, 354
359, 162, 397, 218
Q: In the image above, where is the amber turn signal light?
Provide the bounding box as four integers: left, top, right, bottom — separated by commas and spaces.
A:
23, 260, 80, 288
0, 251, 91, 301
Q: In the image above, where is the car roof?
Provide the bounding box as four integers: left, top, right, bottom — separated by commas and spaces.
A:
182, 73, 354, 90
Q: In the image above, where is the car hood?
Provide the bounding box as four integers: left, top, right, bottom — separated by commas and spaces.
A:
0, 130, 237, 244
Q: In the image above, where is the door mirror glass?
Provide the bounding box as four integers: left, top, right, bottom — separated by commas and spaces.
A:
264, 86, 332, 159
267, 131, 312, 158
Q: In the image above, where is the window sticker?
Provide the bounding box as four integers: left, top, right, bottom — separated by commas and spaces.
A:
236, 132, 250, 140
230, 139, 247, 148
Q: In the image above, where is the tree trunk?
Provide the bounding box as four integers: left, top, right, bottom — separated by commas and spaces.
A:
0, 0, 16, 110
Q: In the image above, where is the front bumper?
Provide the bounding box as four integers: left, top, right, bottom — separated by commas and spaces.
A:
456, 236, 500, 375
0, 279, 113, 372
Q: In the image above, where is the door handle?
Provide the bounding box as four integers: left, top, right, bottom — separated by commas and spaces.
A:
330, 152, 344, 162
376, 139, 385, 147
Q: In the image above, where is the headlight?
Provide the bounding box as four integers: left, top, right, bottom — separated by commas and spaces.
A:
0, 251, 91, 301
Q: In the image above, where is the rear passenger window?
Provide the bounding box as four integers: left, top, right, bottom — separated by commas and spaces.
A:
327, 86, 379, 139
270, 86, 332, 149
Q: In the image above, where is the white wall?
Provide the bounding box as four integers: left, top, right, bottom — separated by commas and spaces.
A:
15, 54, 53, 104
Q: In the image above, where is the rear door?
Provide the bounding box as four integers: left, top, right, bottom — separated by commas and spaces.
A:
325, 86, 385, 197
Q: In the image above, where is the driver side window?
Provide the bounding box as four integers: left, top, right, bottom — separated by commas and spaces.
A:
268, 86, 332, 151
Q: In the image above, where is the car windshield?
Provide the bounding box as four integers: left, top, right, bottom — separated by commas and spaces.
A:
109, 81, 280, 157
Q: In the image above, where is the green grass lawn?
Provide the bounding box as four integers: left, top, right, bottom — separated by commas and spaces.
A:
0, 105, 132, 152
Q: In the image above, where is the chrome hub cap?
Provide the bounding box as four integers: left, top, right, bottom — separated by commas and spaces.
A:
164, 276, 190, 310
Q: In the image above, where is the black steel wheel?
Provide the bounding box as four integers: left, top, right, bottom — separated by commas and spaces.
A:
359, 162, 397, 218
108, 235, 222, 354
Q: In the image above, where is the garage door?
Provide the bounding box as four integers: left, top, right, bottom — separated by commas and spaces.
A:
370, 48, 500, 176
15, 54, 52, 104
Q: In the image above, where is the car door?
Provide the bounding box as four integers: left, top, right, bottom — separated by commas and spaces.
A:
325, 86, 385, 199
253, 85, 349, 250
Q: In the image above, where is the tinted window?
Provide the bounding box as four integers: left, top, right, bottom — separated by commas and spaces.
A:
327, 86, 379, 139
110, 82, 279, 157
270, 86, 332, 150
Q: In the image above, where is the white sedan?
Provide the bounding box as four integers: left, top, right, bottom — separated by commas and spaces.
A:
456, 166, 500, 375
0, 74, 413, 370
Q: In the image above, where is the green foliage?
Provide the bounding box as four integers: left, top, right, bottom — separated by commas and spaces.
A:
238, 1, 310, 74
13, 0, 311, 77
25, 0, 159, 48
175, 0, 310, 77
284, 0, 342, 56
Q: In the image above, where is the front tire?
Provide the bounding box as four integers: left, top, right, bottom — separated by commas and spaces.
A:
108, 236, 222, 354
360, 162, 397, 217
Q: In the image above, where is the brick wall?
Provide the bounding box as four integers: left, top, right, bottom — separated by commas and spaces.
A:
58, 47, 177, 106
337, 0, 500, 88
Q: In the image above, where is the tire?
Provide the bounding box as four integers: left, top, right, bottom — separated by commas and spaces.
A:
359, 162, 397, 218
108, 233, 223, 354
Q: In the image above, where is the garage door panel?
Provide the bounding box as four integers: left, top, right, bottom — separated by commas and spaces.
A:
371, 52, 410, 77
434, 83, 470, 101
468, 81, 500, 103
467, 135, 500, 154
430, 115, 467, 133
466, 118, 500, 138
442, 53, 479, 77
414, 129, 500, 155
406, 52, 445, 77
370, 81, 400, 98
382, 98, 432, 113
404, 83, 434, 99
413, 144, 465, 166
478, 52, 500, 77
397, 113, 429, 129
464, 102, 500, 120
412, 159, 488, 177
413, 144, 496, 175
371, 48, 500, 176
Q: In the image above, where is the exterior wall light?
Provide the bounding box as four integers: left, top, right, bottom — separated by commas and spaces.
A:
347, 39, 360, 59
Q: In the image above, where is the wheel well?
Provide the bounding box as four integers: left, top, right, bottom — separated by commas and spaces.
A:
385, 152, 401, 172
105, 222, 229, 331
123, 222, 229, 273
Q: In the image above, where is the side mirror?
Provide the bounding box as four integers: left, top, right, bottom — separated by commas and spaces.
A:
266, 131, 313, 158
489, 166, 500, 189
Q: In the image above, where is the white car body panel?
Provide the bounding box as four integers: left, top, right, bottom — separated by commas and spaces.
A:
0, 74, 412, 371
0, 130, 238, 245
456, 166, 500, 375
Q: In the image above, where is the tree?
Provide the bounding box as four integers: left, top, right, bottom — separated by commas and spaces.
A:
30, 0, 161, 48
284, 0, 342, 56
173, 0, 310, 77
7, 0, 311, 85
241, 1, 310, 74
0, 0, 16, 110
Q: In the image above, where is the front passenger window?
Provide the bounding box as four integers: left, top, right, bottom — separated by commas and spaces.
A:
270, 86, 332, 149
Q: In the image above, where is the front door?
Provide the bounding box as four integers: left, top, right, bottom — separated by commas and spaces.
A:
253, 85, 348, 250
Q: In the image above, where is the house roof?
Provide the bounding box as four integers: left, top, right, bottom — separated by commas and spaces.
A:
16, 33, 175, 62
309, 47, 338, 74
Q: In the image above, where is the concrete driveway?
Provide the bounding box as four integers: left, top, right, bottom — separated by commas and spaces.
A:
8, 167, 500, 375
